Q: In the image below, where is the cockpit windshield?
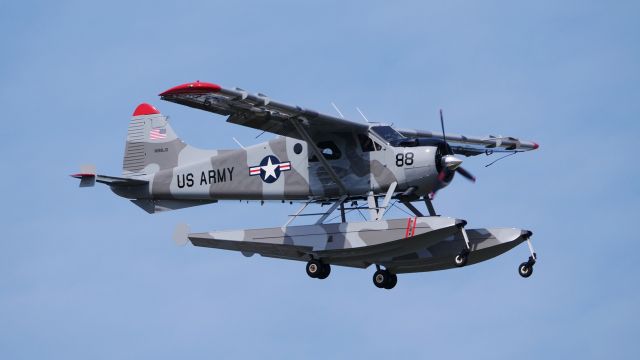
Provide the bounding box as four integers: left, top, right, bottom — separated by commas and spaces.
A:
371, 126, 405, 143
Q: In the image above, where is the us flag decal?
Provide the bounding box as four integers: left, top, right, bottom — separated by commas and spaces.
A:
150, 127, 167, 140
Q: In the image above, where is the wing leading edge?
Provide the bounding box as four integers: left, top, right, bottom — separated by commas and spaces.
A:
397, 128, 538, 156
159, 81, 368, 140
159, 81, 539, 154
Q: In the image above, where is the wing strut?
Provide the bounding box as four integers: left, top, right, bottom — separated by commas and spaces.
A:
367, 191, 378, 221
315, 195, 348, 224
400, 201, 424, 217
289, 117, 347, 194
424, 196, 437, 216
375, 181, 397, 221
283, 200, 312, 227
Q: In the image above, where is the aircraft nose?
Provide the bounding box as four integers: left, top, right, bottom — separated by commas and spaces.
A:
442, 155, 463, 170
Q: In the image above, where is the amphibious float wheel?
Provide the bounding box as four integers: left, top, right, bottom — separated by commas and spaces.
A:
317, 263, 331, 279
454, 251, 469, 267
518, 262, 533, 278
384, 273, 398, 290
373, 270, 387, 288
306, 260, 322, 278
373, 269, 397, 289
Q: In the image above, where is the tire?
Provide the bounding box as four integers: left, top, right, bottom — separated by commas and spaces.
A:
317, 263, 331, 279
306, 260, 322, 278
454, 252, 468, 267
373, 270, 387, 288
518, 262, 533, 278
384, 273, 398, 289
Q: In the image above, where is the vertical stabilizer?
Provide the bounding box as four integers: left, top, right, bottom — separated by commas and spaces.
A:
123, 103, 188, 177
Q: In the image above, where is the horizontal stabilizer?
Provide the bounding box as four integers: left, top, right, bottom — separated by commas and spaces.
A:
71, 173, 148, 187
131, 199, 217, 214
93, 175, 148, 186
71, 164, 97, 187
71, 165, 148, 188
72, 173, 96, 187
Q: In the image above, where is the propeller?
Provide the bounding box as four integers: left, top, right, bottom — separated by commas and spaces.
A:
437, 109, 476, 183
455, 166, 476, 182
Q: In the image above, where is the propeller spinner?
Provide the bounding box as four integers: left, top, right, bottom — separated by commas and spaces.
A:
438, 109, 476, 183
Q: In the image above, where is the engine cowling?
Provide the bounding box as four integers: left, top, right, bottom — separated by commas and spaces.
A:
392, 138, 459, 193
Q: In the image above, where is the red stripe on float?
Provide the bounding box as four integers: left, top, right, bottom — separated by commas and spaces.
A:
405, 217, 412, 238
411, 217, 418, 237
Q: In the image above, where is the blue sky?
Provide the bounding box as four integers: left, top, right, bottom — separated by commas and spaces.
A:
1, 1, 638, 358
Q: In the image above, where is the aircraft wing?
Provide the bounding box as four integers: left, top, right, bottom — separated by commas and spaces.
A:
396, 128, 539, 156
159, 81, 368, 140
159, 81, 539, 156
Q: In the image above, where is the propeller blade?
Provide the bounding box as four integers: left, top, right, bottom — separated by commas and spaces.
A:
439, 109, 446, 144
456, 166, 476, 183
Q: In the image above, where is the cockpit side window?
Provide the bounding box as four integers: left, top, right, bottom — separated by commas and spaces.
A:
358, 134, 381, 152
309, 141, 342, 161
371, 126, 405, 143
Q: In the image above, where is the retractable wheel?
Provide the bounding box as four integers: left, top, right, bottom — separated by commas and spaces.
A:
454, 250, 469, 267
306, 259, 323, 278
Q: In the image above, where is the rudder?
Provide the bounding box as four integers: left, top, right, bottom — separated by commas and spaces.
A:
123, 103, 186, 177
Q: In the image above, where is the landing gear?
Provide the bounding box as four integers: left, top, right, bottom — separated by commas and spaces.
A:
306, 259, 331, 279
372, 268, 397, 289
518, 262, 533, 278
454, 225, 471, 267
518, 255, 536, 278
317, 263, 331, 279
518, 235, 537, 278
454, 249, 469, 267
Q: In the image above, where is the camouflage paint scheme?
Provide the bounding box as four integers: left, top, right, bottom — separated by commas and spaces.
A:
73, 81, 539, 286
180, 216, 531, 274
381, 227, 532, 274
104, 80, 536, 213
114, 109, 443, 212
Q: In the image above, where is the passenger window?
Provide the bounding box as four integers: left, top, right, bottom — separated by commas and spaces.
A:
310, 141, 342, 161
358, 134, 381, 152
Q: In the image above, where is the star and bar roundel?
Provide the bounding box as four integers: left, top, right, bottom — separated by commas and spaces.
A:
249, 155, 291, 183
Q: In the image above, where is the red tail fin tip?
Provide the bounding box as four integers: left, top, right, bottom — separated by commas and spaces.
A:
133, 103, 160, 116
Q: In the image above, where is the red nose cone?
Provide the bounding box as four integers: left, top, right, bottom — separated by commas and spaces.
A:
133, 103, 160, 116
533, 142, 539, 150
159, 80, 222, 96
